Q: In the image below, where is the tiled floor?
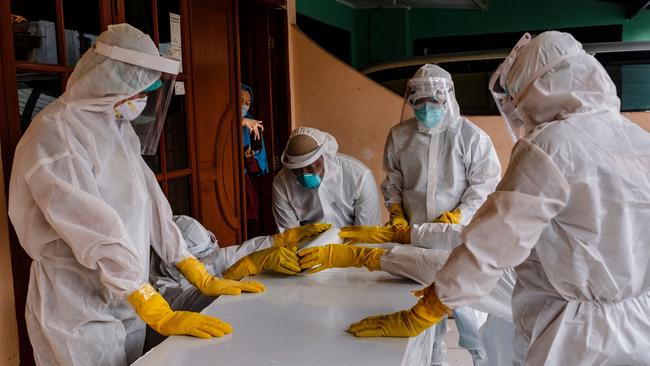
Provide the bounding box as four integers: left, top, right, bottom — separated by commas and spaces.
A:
441, 319, 474, 366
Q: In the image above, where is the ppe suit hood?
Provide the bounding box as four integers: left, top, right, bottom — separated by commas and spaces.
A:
506, 31, 621, 127
406, 64, 461, 133
65, 23, 161, 108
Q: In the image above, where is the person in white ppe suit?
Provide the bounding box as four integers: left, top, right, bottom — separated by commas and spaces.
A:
8, 24, 266, 366
340, 64, 502, 366
346, 31, 650, 366
272, 127, 381, 231
147, 216, 330, 348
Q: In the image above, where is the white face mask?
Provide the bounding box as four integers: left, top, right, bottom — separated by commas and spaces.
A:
114, 96, 148, 122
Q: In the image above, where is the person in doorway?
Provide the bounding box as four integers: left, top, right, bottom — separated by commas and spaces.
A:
347, 31, 650, 365
340, 64, 502, 366
8, 24, 263, 366
272, 127, 381, 231
240, 83, 269, 236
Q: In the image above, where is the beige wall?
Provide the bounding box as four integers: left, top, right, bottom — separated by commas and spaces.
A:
0, 146, 19, 365
289, 26, 402, 220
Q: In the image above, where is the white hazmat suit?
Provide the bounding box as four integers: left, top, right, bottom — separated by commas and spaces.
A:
382, 64, 502, 366
9, 24, 188, 365
382, 65, 502, 250
273, 127, 381, 230
434, 31, 650, 365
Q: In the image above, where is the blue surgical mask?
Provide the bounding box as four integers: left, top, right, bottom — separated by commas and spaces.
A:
415, 104, 445, 129
297, 173, 321, 189
242, 106, 249, 117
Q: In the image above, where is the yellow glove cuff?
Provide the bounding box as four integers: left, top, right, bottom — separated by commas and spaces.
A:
176, 257, 211, 290
412, 286, 452, 324
127, 284, 173, 332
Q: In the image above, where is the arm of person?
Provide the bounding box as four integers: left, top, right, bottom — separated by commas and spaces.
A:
380, 130, 403, 208
26, 155, 148, 297
382, 245, 516, 321
272, 174, 301, 231
434, 140, 569, 309
202, 235, 275, 276
456, 129, 502, 225
353, 170, 382, 226
140, 158, 193, 266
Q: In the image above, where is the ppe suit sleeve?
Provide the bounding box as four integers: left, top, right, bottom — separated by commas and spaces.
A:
409, 223, 462, 250
272, 175, 300, 231
380, 130, 403, 207
434, 140, 569, 308
25, 155, 147, 297
380, 245, 451, 285
353, 170, 382, 226
382, 245, 517, 321
141, 159, 192, 265
456, 130, 502, 225
204, 235, 275, 276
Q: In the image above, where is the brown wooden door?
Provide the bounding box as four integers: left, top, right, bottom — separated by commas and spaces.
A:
188, 0, 243, 245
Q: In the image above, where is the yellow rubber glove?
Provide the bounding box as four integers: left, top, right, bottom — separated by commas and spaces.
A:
385, 203, 408, 228
273, 223, 332, 248
339, 225, 410, 244
434, 208, 461, 224
298, 244, 386, 274
128, 283, 232, 338
222, 246, 301, 280
176, 257, 265, 296
347, 285, 451, 337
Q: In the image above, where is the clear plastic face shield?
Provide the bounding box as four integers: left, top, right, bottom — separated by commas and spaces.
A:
401, 76, 454, 130
95, 41, 181, 155
488, 33, 532, 142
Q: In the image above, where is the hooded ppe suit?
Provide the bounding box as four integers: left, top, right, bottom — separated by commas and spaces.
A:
8, 24, 191, 365
382, 64, 502, 366
272, 127, 381, 230
434, 31, 650, 365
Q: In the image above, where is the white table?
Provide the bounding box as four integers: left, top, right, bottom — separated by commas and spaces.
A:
133, 269, 435, 365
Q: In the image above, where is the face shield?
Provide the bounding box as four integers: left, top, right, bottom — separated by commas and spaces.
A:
488, 33, 532, 142
401, 76, 454, 130
95, 41, 181, 155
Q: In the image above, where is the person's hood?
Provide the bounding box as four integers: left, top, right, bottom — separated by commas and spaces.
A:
407, 63, 461, 133
506, 31, 620, 128
62, 23, 161, 110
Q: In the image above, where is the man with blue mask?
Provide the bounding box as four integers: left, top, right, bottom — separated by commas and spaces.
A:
272, 127, 381, 231
343, 64, 502, 366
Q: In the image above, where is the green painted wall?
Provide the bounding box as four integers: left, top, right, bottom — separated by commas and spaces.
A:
296, 0, 360, 66
296, 0, 650, 69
